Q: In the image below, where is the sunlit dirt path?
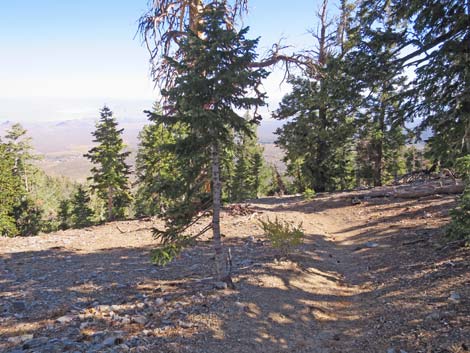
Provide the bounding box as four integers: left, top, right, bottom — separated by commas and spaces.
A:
1, 192, 468, 352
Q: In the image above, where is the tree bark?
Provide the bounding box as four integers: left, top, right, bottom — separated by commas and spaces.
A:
107, 186, 114, 222
211, 143, 224, 280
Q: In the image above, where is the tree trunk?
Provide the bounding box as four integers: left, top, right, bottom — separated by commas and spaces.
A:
107, 186, 114, 222
373, 88, 387, 187
211, 143, 224, 280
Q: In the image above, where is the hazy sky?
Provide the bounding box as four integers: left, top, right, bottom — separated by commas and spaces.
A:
0, 0, 326, 122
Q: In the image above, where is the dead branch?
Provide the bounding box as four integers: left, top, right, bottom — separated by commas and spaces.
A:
116, 225, 154, 234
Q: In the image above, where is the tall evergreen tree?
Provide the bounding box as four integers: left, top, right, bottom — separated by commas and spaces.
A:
2, 125, 43, 236
135, 108, 187, 217
231, 121, 266, 201
274, 0, 358, 192
0, 143, 22, 237
58, 199, 71, 230
148, 2, 268, 278
4, 123, 37, 192
348, 6, 408, 186
355, 0, 470, 166
71, 185, 94, 228
84, 107, 132, 221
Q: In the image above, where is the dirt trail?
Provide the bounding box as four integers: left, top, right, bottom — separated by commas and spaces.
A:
1, 192, 468, 353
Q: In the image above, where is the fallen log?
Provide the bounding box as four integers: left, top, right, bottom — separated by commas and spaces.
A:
359, 180, 465, 199
393, 183, 464, 199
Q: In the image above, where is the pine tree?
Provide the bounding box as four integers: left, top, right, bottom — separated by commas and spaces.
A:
0, 143, 22, 237
84, 106, 132, 221
230, 122, 266, 201
12, 197, 43, 236
355, 0, 470, 166
58, 199, 71, 230
446, 155, 470, 242
274, 0, 358, 192
250, 150, 263, 198
148, 3, 268, 278
135, 111, 187, 217
348, 8, 408, 187
71, 185, 94, 228
2, 125, 44, 236
4, 123, 38, 192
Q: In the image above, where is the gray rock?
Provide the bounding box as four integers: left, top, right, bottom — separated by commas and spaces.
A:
238, 259, 252, 266
132, 315, 147, 325
7, 334, 33, 344
351, 197, 362, 205
102, 336, 123, 347
214, 281, 228, 290
155, 298, 164, 306
449, 291, 461, 302
365, 241, 379, 248
11, 301, 26, 311
21, 336, 49, 349
121, 317, 131, 324
178, 320, 193, 329
56, 315, 75, 324
425, 311, 441, 321
386, 349, 396, 353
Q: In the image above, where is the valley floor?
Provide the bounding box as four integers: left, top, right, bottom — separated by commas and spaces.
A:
1, 188, 469, 352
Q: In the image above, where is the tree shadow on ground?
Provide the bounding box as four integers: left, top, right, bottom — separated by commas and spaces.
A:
1, 195, 468, 352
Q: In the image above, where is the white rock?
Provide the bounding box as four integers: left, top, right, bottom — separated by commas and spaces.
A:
56, 315, 74, 324
155, 298, 164, 306
7, 334, 33, 344
449, 291, 461, 302
132, 315, 147, 325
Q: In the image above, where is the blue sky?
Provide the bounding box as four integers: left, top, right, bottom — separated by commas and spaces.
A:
0, 0, 326, 121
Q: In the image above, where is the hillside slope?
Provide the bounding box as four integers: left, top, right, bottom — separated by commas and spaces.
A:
0, 189, 468, 352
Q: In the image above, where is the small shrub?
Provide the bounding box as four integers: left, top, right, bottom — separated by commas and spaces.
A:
259, 217, 304, 257
303, 187, 316, 200
446, 191, 470, 243
446, 155, 470, 244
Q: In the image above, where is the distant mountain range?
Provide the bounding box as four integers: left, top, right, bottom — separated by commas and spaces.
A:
0, 117, 285, 181
0, 117, 284, 154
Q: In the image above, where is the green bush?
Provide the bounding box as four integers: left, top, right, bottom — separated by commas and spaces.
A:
259, 217, 304, 257
303, 187, 316, 200
446, 155, 470, 243
446, 191, 470, 243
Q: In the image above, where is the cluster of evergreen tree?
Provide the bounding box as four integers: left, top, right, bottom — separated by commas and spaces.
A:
2, 0, 468, 247
273, 0, 469, 193
134, 110, 270, 218
0, 124, 79, 236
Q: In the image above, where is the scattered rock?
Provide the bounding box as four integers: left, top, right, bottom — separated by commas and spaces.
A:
132, 315, 147, 325
121, 317, 131, 324
7, 334, 34, 345
365, 241, 379, 248
449, 291, 461, 302
214, 281, 228, 290
11, 300, 26, 311
102, 335, 123, 347
351, 197, 362, 205
155, 298, 164, 306
178, 320, 193, 329
22, 336, 49, 349
56, 315, 75, 324
425, 311, 441, 321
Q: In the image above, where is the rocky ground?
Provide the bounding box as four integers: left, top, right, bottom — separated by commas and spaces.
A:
0, 187, 469, 353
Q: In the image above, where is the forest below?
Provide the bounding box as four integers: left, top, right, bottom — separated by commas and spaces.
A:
0, 0, 469, 351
